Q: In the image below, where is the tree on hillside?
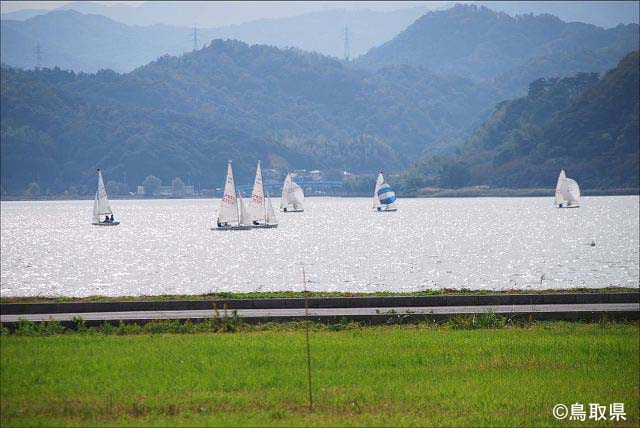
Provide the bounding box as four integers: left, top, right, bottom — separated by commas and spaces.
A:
106, 180, 122, 196
171, 177, 185, 196
142, 175, 162, 196
23, 182, 41, 198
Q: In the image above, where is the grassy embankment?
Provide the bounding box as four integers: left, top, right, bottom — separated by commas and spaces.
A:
1, 286, 636, 304
1, 321, 638, 427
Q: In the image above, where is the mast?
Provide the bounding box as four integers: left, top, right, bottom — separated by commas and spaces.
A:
280, 173, 290, 210
262, 174, 268, 222
554, 170, 567, 206
373, 171, 383, 209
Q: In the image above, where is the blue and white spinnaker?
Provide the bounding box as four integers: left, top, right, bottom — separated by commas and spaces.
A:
373, 171, 397, 212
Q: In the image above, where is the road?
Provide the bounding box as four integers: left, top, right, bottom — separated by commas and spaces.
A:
2, 303, 638, 324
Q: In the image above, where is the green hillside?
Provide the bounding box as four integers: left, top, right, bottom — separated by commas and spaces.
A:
0, 40, 497, 195
399, 51, 640, 192
356, 4, 638, 95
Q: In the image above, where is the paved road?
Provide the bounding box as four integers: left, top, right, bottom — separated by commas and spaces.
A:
2, 303, 638, 323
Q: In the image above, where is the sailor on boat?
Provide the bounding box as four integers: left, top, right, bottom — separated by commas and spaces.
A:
92, 169, 120, 226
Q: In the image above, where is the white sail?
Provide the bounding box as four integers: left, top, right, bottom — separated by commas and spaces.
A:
218, 160, 239, 224
280, 174, 290, 209
266, 190, 278, 224
288, 181, 304, 209
554, 170, 567, 205
93, 169, 113, 222
373, 172, 384, 209
238, 191, 251, 226
562, 178, 580, 206
280, 173, 305, 211
248, 161, 266, 222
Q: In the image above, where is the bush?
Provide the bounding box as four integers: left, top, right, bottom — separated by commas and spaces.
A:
447, 310, 508, 329
72, 316, 87, 333
15, 319, 38, 336
37, 319, 66, 335
98, 322, 115, 335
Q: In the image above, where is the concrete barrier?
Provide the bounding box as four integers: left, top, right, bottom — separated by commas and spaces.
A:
1, 292, 638, 315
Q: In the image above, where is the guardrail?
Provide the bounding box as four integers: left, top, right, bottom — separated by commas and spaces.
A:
2, 292, 638, 315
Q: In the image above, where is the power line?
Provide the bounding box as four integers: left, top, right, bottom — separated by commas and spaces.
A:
192, 24, 199, 51
343, 26, 350, 62
35, 42, 43, 69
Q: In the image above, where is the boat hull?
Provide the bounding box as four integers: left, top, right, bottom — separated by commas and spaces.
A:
281, 209, 304, 213
558, 205, 580, 209
211, 225, 252, 231
252, 223, 278, 229
375, 208, 397, 212
92, 221, 120, 226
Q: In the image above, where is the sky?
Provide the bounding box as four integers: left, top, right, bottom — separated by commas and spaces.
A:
1, 1, 638, 28
0, 1, 449, 15
0, 1, 141, 12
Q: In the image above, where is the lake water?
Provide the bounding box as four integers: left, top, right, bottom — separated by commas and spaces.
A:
1, 196, 638, 297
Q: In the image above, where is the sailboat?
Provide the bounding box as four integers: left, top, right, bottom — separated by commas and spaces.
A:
248, 161, 278, 228
554, 169, 580, 208
373, 171, 397, 212
212, 160, 252, 230
92, 169, 120, 226
280, 173, 304, 212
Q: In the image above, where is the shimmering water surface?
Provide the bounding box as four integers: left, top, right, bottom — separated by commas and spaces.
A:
1, 197, 638, 297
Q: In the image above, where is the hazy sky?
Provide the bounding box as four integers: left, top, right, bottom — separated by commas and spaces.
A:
0, 1, 449, 15
1, 1, 638, 28
0, 1, 142, 12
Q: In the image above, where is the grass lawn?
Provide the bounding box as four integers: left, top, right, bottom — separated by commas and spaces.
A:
1, 323, 638, 426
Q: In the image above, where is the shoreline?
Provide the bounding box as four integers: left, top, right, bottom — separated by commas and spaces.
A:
1, 188, 638, 202
2, 286, 637, 304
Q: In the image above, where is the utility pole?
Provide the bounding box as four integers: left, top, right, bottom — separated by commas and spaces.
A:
192, 24, 199, 51
343, 26, 350, 62
35, 42, 43, 69
303, 267, 313, 412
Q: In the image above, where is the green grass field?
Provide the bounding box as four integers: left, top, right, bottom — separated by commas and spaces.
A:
1, 323, 638, 427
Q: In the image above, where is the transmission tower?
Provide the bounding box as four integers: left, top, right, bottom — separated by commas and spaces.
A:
35, 42, 43, 69
343, 26, 350, 62
192, 24, 199, 51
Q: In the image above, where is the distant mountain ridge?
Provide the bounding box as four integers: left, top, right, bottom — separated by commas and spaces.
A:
3, 1, 638, 29
1, 8, 428, 72
356, 4, 639, 94
1, 10, 193, 73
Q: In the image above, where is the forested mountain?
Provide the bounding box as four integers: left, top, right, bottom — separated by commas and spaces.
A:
1, 8, 427, 72
2, 5, 637, 197
356, 4, 639, 95
399, 52, 640, 192
4, 4, 637, 82
0, 39, 498, 196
